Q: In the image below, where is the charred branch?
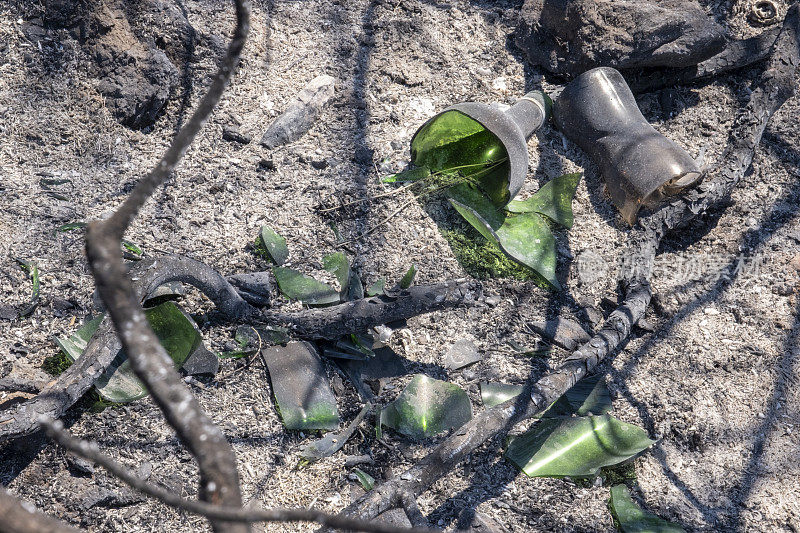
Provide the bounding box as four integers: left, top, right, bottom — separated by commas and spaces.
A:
81, 1, 251, 532
628, 26, 782, 93
258, 280, 483, 340
0, 255, 254, 444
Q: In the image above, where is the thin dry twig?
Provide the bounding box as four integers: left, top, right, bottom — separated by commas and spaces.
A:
337, 198, 418, 246
318, 181, 419, 213
38, 418, 437, 533
81, 1, 252, 532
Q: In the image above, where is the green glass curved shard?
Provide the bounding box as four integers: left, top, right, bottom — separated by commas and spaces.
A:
399, 264, 417, 289
353, 468, 375, 491
56, 302, 204, 403
323, 251, 351, 297
506, 414, 655, 477
380, 374, 472, 440
507, 173, 582, 228
480, 382, 524, 408
256, 225, 289, 265
610, 485, 686, 533
447, 183, 559, 289
366, 278, 386, 297
412, 110, 511, 206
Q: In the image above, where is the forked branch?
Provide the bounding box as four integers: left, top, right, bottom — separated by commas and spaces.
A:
82, 1, 252, 532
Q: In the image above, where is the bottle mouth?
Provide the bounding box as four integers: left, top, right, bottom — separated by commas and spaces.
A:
661, 170, 703, 196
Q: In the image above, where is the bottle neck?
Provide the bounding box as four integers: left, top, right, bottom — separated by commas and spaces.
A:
505, 91, 551, 140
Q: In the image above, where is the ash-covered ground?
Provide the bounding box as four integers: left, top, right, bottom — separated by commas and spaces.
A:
0, 0, 798, 531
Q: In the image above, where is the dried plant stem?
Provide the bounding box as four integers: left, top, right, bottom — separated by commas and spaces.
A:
38, 418, 436, 533
82, 1, 252, 532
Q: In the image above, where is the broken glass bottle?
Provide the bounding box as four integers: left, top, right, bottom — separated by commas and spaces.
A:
410, 90, 551, 206
554, 67, 702, 224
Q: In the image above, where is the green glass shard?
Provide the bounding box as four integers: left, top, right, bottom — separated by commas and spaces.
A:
256, 225, 289, 266
353, 468, 375, 491
323, 252, 350, 288
347, 269, 364, 300
323, 251, 359, 300
56, 302, 204, 403
54, 314, 105, 362
447, 184, 560, 289
382, 167, 432, 183
399, 265, 417, 289
380, 374, 472, 440
411, 110, 511, 206
609, 485, 686, 533
495, 212, 559, 289
480, 382, 524, 408
505, 414, 655, 478
273, 266, 340, 306
301, 403, 372, 460
366, 278, 386, 297
56, 221, 87, 232
121, 240, 143, 256
262, 341, 340, 431
507, 173, 582, 228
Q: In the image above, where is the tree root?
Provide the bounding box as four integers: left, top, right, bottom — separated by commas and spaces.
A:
628, 25, 782, 93
334, 3, 800, 523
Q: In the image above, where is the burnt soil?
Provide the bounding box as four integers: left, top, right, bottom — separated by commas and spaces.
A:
0, 0, 799, 531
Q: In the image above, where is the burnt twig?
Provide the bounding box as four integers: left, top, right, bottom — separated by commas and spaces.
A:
258, 279, 483, 339
38, 418, 436, 533
82, 1, 251, 532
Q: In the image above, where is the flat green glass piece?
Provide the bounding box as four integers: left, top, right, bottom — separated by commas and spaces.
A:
262, 341, 340, 431
506, 414, 655, 477
257, 226, 289, 265
610, 485, 686, 533
507, 173, 582, 228
380, 374, 472, 440
273, 266, 340, 305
